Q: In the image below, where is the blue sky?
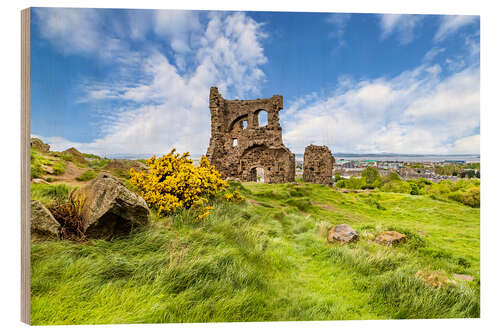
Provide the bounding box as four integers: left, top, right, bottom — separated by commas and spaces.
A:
30, 8, 480, 155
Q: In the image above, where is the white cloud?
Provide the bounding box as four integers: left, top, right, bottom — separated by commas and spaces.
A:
451, 135, 480, 154
434, 15, 478, 42
154, 10, 202, 54
282, 64, 479, 154
33, 8, 140, 64
326, 13, 351, 48
423, 47, 445, 63
44, 12, 268, 156
379, 14, 423, 45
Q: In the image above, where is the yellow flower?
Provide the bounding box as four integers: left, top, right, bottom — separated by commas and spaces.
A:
129, 148, 227, 217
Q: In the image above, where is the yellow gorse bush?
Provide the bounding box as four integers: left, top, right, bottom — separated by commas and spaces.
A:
223, 190, 244, 203
129, 149, 228, 216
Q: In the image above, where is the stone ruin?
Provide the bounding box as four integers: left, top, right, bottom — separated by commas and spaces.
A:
206, 87, 295, 183
303, 145, 335, 184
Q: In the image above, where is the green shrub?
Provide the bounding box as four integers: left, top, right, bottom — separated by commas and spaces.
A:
75, 170, 97, 182
364, 197, 386, 210
61, 154, 74, 162
381, 180, 411, 194
83, 153, 102, 159
448, 187, 480, 208
285, 198, 312, 211
88, 158, 110, 169
336, 177, 366, 189
31, 162, 44, 179
30, 150, 51, 179
362, 167, 381, 186
52, 161, 66, 175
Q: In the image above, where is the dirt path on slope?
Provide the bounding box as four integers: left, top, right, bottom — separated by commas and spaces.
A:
52, 162, 88, 186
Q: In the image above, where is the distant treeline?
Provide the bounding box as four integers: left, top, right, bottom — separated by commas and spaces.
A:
335, 167, 480, 208
434, 163, 480, 178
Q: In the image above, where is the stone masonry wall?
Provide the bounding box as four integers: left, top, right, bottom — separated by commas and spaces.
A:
206, 87, 295, 183
303, 145, 335, 184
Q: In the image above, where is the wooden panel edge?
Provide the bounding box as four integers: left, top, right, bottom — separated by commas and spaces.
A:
21, 7, 31, 325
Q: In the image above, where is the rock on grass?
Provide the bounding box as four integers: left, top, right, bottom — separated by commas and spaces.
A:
375, 231, 406, 245
327, 224, 359, 244
76, 172, 150, 238
31, 200, 60, 239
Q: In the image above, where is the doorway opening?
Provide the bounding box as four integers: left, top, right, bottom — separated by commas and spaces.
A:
250, 167, 265, 183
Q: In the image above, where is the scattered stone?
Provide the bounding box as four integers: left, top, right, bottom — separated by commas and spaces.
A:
375, 231, 406, 245
328, 224, 359, 244
206, 87, 295, 183
303, 145, 335, 185
30, 137, 50, 152
453, 273, 475, 282
31, 200, 60, 239
416, 270, 456, 288
62, 147, 87, 164
418, 230, 427, 235
42, 165, 54, 174
32, 178, 49, 184
76, 172, 150, 238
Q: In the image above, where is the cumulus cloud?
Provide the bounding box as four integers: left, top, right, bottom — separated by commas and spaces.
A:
33, 8, 140, 64
41, 11, 268, 156
154, 10, 202, 54
379, 14, 423, 45
434, 15, 478, 42
451, 135, 480, 154
282, 64, 479, 154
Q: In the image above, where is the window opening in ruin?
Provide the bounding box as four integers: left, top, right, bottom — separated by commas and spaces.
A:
242, 120, 248, 129
233, 139, 238, 147
257, 110, 268, 127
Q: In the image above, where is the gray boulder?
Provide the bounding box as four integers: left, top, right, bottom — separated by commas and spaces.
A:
76, 172, 149, 238
30, 137, 50, 152
327, 224, 359, 244
31, 200, 60, 239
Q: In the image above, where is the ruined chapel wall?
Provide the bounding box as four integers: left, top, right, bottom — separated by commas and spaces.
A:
206, 87, 295, 183
303, 145, 335, 184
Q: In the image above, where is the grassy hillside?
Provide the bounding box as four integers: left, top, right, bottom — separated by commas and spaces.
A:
30, 179, 480, 324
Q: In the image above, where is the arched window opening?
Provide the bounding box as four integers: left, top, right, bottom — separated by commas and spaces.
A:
233, 139, 238, 147
257, 110, 268, 127
242, 120, 248, 130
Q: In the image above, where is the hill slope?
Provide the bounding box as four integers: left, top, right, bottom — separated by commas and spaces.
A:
30, 181, 480, 324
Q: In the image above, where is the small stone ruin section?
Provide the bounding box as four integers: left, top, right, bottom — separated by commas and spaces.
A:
303, 145, 335, 184
206, 87, 295, 183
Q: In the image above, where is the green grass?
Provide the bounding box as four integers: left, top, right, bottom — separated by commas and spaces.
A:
87, 157, 110, 169
51, 161, 66, 176
75, 170, 97, 182
31, 183, 76, 206
30, 150, 52, 179
30, 182, 479, 324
